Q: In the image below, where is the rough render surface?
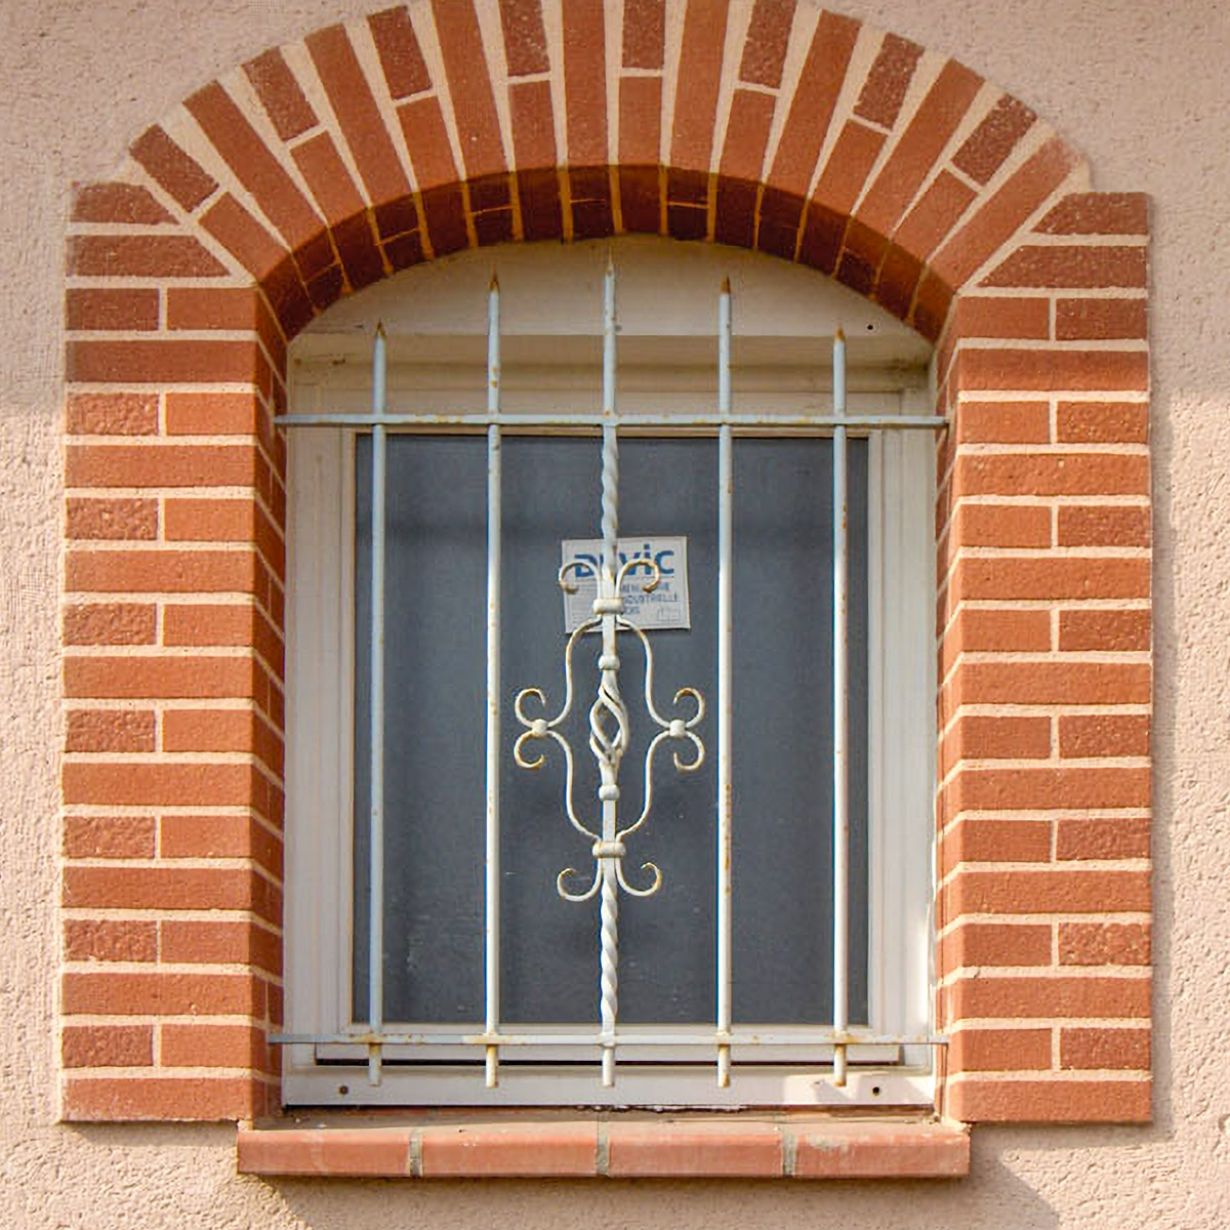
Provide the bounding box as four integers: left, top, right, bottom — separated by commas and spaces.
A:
0, 0, 1227, 1225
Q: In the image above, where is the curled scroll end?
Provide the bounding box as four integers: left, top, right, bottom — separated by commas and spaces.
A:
557, 864, 602, 902
673, 685, 705, 725
513, 729, 546, 770
617, 859, 663, 898
558, 559, 587, 594
672, 731, 705, 773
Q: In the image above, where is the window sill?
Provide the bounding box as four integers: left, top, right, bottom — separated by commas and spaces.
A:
236, 1112, 969, 1179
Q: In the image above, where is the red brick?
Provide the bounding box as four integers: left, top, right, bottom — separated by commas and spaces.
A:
64, 920, 158, 963
946, 869, 1150, 916
894, 172, 976, 259
984, 245, 1146, 290
1058, 609, 1150, 652
670, 0, 728, 173
1059, 923, 1150, 967
952, 556, 1149, 602
64, 656, 260, 700
68, 235, 226, 279
62, 1025, 154, 1069
66, 288, 160, 332
187, 83, 324, 253
420, 1122, 599, 1177
199, 194, 292, 284
160, 815, 282, 876
1057, 505, 1150, 547
66, 549, 260, 595
948, 1077, 1149, 1123
1059, 714, 1149, 760
951, 95, 1036, 184
65, 864, 276, 914
238, 1127, 412, 1176
430, 0, 507, 179
130, 126, 217, 211
71, 183, 173, 225
942, 608, 1051, 654
62, 763, 269, 810
1056, 400, 1148, 444
945, 974, 1149, 1020
244, 48, 318, 141
954, 296, 1049, 339
164, 392, 264, 436
1060, 1027, 1150, 1070
739, 0, 793, 88
66, 443, 264, 489
163, 605, 283, 669
161, 1023, 270, 1069
948, 1027, 1050, 1071
939, 819, 1052, 877
561, 0, 608, 166
766, 11, 858, 198
940, 921, 1052, 969
951, 503, 1051, 547
63, 815, 156, 859
933, 138, 1080, 291
163, 708, 282, 774
719, 89, 775, 183
854, 33, 921, 128
65, 708, 155, 753
368, 6, 431, 98
67, 339, 262, 385
1057, 816, 1150, 860
165, 287, 259, 333
606, 1122, 781, 1178
955, 347, 1148, 393
622, 0, 665, 68
291, 133, 367, 230
859, 60, 981, 236
498, 0, 549, 77
307, 24, 412, 209
66, 498, 157, 541
1037, 193, 1148, 236
954, 453, 1148, 497
62, 1076, 273, 1122
66, 393, 158, 437
161, 920, 280, 973
63, 603, 156, 646
1056, 298, 1147, 340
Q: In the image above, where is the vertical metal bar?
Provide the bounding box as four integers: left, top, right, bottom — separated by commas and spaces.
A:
831, 328, 850, 1086
367, 323, 388, 1086
716, 278, 733, 1088
598, 254, 620, 1088
484, 276, 502, 1087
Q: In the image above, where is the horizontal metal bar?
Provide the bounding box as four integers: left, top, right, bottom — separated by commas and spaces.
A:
275, 411, 947, 431
273, 1030, 947, 1047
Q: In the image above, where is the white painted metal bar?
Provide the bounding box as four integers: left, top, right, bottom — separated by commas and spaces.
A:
716, 278, 734, 1088
367, 323, 389, 1087
278, 411, 946, 431
484, 276, 502, 1088
598, 254, 621, 1088
279, 1028, 945, 1047
831, 328, 849, 1087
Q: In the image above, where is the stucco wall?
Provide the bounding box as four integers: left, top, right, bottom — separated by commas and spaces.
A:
1, 0, 1226, 1225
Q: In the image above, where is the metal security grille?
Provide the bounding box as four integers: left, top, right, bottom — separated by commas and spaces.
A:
276, 259, 946, 1099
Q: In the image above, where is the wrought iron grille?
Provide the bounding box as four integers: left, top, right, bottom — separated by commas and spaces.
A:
276, 257, 947, 1097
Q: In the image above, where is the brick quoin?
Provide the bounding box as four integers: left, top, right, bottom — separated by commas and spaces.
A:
62, 0, 1150, 1131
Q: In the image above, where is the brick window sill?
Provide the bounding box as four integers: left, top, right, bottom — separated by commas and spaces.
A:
236, 1112, 969, 1179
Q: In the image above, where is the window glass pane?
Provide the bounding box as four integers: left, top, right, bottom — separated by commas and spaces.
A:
353, 433, 868, 1028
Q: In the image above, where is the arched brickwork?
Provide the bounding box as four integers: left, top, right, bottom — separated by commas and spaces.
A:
61, 0, 1151, 1125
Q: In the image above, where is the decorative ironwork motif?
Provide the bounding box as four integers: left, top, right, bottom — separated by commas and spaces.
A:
513, 261, 706, 1086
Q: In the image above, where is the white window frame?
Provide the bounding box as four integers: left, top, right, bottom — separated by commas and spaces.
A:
280, 241, 937, 1109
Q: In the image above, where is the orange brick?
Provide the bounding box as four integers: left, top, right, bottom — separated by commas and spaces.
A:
954, 296, 1049, 339
65, 443, 265, 489
1056, 816, 1150, 860
955, 453, 1148, 497
62, 971, 264, 1017
420, 1122, 600, 1178
162, 604, 283, 670
1058, 608, 1150, 652
1059, 922, 1150, 966
160, 1023, 270, 1069
1059, 714, 1149, 758
65, 708, 156, 753
66, 288, 160, 332
1037, 193, 1148, 236
982, 245, 1146, 289
1057, 505, 1150, 547
62, 1076, 273, 1122
66, 497, 158, 541
67, 549, 261, 595
945, 869, 1149, 915
67, 235, 225, 279
949, 661, 1150, 706
954, 400, 1050, 443
238, 1126, 412, 1176
942, 608, 1051, 655
1055, 298, 1147, 340
67, 339, 263, 385
948, 1027, 1050, 1070
1056, 401, 1149, 444
62, 762, 268, 811
64, 655, 261, 700
63, 815, 156, 859
159, 815, 282, 876
605, 1122, 781, 1178
160, 919, 281, 973
164, 392, 264, 436
941, 716, 1051, 770
63, 603, 156, 645
64, 919, 157, 963
952, 503, 1051, 547
944, 974, 1149, 1019
64, 865, 276, 913
1060, 1027, 1150, 1070
62, 1025, 154, 1068
952, 556, 1149, 603
162, 708, 283, 774
940, 922, 1051, 969
66, 393, 158, 436
947, 1077, 1150, 1123
939, 819, 1052, 873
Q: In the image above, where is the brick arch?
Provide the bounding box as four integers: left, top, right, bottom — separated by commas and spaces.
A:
63, 0, 1151, 1127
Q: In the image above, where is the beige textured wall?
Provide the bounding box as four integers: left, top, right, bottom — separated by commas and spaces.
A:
2, 0, 1226, 1225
